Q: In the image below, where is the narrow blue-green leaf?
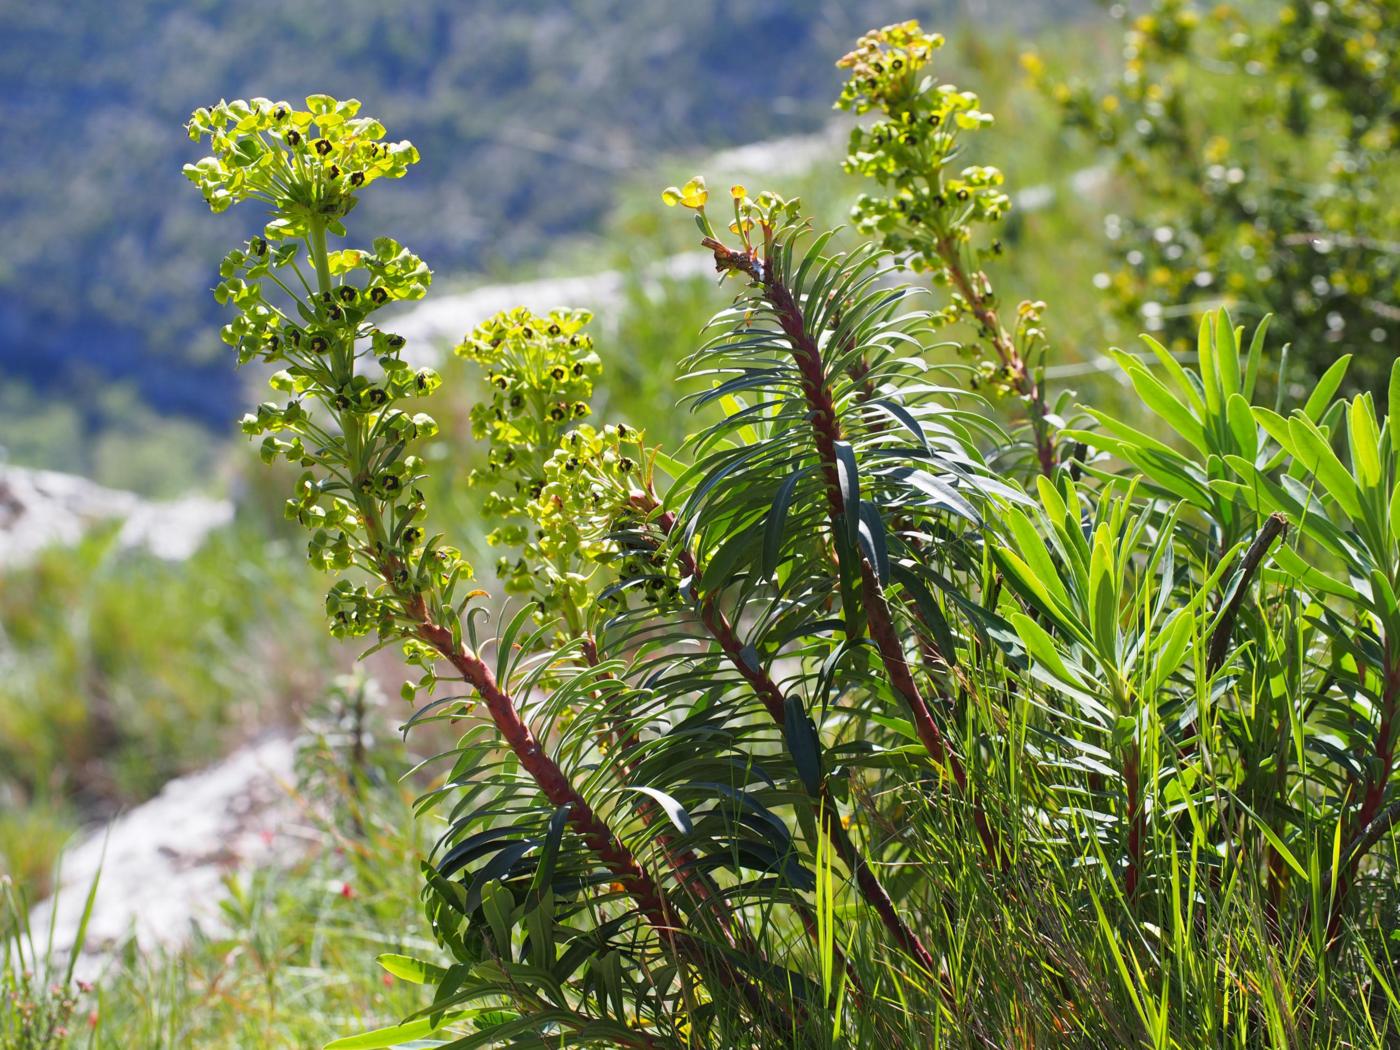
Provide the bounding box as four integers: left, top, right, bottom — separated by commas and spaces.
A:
784, 694, 824, 794
628, 787, 694, 835
856, 501, 889, 584
763, 469, 804, 579
833, 440, 860, 541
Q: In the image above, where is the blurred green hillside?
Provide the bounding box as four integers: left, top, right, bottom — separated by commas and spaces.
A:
0, 0, 1091, 492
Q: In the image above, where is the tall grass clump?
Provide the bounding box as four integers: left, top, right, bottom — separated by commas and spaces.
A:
0, 525, 327, 888
1, 867, 97, 1050
184, 21, 1400, 1047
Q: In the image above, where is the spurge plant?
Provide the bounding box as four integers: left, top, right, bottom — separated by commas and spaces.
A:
185, 23, 1400, 1048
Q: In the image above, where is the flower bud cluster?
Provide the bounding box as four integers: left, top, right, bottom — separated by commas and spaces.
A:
836, 22, 1007, 277
662, 177, 803, 264
213, 234, 429, 367
453, 309, 660, 621
190, 100, 472, 643
184, 95, 419, 234
966, 299, 1051, 396
536, 423, 647, 566
453, 308, 599, 591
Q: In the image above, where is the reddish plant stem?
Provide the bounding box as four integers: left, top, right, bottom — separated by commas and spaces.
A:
579, 635, 757, 956
704, 238, 999, 863
409, 599, 679, 938
406, 597, 794, 1023
1326, 647, 1400, 939
1122, 752, 1142, 903
934, 235, 1055, 478
636, 500, 936, 972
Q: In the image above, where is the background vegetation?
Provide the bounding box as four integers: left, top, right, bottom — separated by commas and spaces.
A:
0, 0, 1087, 491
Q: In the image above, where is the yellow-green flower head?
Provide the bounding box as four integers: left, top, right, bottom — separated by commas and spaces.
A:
183, 95, 419, 233
836, 21, 945, 113
834, 21, 1004, 279
458, 307, 598, 442
457, 307, 602, 559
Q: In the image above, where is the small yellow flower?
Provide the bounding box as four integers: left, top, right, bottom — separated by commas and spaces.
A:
661, 176, 708, 209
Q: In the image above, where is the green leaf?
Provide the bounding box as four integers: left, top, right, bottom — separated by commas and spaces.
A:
1009, 613, 1082, 687
1287, 413, 1362, 518
1140, 334, 1205, 414
1271, 545, 1362, 603
1225, 393, 1257, 461
1148, 612, 1194, 694
993, 544, 1088, 644
628, 787, 694, 835
495, 602, 538, 686
1242, 315, 1270, 400
1348, 394, 1382, 489
1004, 506, 1073, 611
784, 694, 824, 794
1302, 355, 1351, 422
856, 501, 889, 584
1198, 313, 1222, 417
482, 882, 514, 956
378, 953, 447, 986
1088, 524, 1118, 659
1390, 358, 1400, 435
833, 440, 860, 541
1251, 406, 1296, 456
1113, 353, 1207, 453
1214, 309, 1241, 399
763, 469, 804, 579
324, 1016, 450, 1049
1236, 800, 1307, 881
